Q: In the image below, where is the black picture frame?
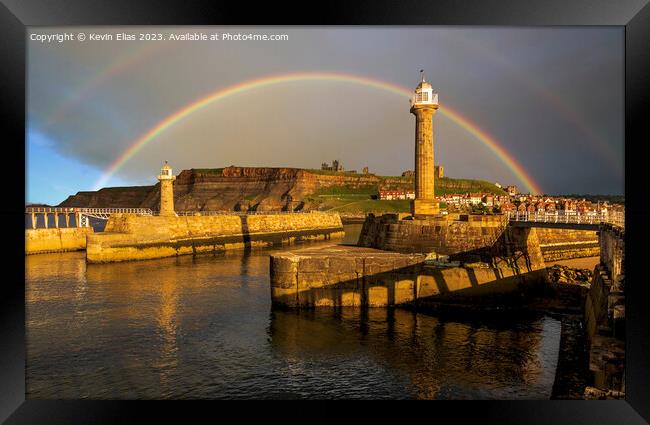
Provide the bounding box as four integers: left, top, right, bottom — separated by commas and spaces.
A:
2, 0, 649, 422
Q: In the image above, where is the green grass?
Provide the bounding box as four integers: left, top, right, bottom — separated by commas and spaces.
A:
376, 175, 412, 182
310, 185, 378, 196
435, 177, 507, 195
323, 199, 412, 214
304, 175, 503, 214
308, 176, 504, 198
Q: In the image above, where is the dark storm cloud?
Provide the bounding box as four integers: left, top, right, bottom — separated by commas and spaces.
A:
27, 26, 623, 194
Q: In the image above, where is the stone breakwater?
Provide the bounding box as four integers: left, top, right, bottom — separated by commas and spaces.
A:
271, 213, 549, 308
270, 245, 547, 308
357, 213, 546, 271
583, 224, 625, 399
86, 212, 344, 263
25, 228, 94, 255
357, 213, 509, 255
535, 228, 599, 262
358, 213, 599, 262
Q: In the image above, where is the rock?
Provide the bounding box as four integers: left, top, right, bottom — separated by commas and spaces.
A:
584, 386, 625, 400
547, 264, 593, 285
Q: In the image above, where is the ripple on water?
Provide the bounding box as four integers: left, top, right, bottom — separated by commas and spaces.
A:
26, 228, 561, 399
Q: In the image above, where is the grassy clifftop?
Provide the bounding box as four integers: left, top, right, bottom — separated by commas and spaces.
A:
305, 174, 504, 213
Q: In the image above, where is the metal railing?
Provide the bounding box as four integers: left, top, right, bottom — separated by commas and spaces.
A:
25, 207, 154, 228
170, 210, 323, 216
26, 207, 153, 215
506, 210, 624, 228
26, 207, 330, 217
25, 207, 334, 229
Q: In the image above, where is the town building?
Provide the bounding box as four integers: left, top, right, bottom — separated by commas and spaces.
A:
379, 190, 416, 200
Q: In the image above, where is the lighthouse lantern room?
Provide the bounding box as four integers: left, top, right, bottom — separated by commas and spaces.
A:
413, 71, 439, 106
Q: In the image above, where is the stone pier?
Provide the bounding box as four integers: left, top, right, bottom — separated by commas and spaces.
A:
270, 244, 547, 308
271, 212, 548, 308
25, 208, 93, 254
86, 212, 344, 263
25, 227, 94, 254
583, 224, 625, 398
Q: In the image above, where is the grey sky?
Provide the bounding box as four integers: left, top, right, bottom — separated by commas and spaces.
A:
27, 26, 624, 200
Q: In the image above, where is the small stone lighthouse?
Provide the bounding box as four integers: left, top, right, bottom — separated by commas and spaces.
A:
410, 71, 439, 217
157, 161, 176, 216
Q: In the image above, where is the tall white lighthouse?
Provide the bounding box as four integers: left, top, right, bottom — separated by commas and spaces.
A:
410, 71, 440, 217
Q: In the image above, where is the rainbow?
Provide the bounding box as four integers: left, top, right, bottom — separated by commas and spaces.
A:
94, 72, 543, 194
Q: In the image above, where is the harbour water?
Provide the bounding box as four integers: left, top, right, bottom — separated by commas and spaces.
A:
26, 224, 561, 399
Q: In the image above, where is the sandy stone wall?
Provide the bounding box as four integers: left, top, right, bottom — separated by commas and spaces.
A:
25, 227, 94, 254
359, 214, 600, 262
584, 224, 625, 397
358, 213, 508, 254
272, 212, 550, 308
271, 247, 425, 308
270, 245, 547, 308
357, 213, 546, 271
598, 224, 624, 284
536, 228, 599, 262
88, 212, 344, 263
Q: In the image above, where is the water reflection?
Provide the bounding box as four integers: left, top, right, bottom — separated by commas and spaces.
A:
268, 308, 558, 399
26, 225, 560, 399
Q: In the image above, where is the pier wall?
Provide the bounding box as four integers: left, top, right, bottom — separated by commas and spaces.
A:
357, 213, 545, 269
357, 213, 508, 255
270, 246, 547, 308
272, 211, 548, 308
536, 228, 599, 262
267, 212, 549, 308
87, 212, 344, 263
358, 213, 598, 262
583, 224, 625, 398
25, 227, 94, 254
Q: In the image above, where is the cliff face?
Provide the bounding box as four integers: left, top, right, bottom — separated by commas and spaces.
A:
172, 167, 311, 211
59, 186, 157, 209
58, 166, 501, 212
